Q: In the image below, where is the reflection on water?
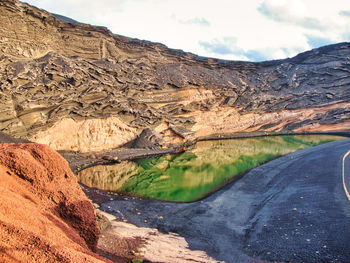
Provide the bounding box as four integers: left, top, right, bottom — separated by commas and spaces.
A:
77, 135, 345, 202
78, 162, 138, 191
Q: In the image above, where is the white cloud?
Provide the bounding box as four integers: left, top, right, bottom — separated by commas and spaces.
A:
258, 0, 329, 30
24, 0, 129, 25
24, 0, 350, 61
178, 17, 210, 27
340, 10, 350, 17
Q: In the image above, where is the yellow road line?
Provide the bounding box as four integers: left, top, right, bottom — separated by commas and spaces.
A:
342, 151, 350, 201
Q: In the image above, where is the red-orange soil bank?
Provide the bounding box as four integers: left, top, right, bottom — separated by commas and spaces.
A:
0, 143, 111, 263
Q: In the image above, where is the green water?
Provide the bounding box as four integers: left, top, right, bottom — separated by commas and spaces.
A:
77, 135, 346, 202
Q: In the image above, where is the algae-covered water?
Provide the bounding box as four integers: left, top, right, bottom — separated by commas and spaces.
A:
77, 135, 346, 202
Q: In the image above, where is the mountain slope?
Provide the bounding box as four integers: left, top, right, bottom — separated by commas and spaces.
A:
0, 0, 349, 152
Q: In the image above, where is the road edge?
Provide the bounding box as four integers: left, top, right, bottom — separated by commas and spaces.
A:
342, 150, 350, 201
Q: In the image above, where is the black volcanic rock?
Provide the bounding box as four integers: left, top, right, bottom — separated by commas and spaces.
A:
129, 128, 163, 149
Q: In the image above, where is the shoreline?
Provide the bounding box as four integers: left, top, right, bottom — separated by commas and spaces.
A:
59, 131, 350, 174
2, 130, 349, 175
1, 131, 349, 262
94, 139, 350, 263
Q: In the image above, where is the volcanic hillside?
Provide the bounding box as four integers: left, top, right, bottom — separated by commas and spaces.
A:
1, 0, 349, 152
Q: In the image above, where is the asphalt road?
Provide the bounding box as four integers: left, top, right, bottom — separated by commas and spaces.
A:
100, 139, 350, 263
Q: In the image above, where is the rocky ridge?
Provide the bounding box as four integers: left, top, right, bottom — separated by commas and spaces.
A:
0, 0, 350, 153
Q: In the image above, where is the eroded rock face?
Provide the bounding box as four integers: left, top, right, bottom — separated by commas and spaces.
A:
0, 143, 108, 262
31, 117, 137, 152
0, 0, 349, 152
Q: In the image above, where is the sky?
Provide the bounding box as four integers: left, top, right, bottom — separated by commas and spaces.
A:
23, 0, 350, 62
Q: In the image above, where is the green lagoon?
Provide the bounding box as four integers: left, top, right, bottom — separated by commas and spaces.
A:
77, 135, 346, 202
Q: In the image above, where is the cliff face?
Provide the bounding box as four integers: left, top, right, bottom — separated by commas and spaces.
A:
0, 143, 108, 262
0, 0, 349, 152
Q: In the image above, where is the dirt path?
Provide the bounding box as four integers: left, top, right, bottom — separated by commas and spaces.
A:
95, 139, 350, 263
